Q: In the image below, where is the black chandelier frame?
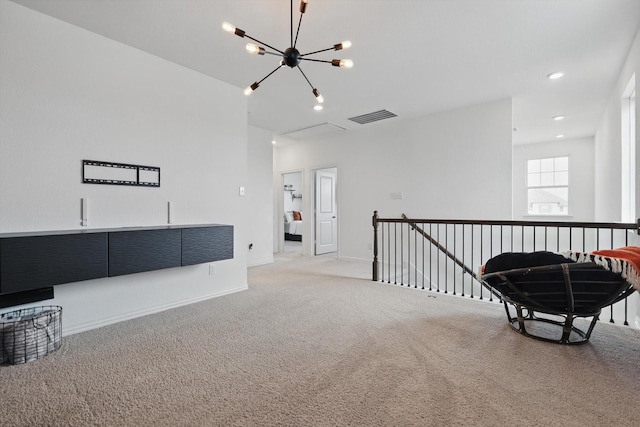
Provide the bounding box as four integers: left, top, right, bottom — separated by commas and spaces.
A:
223, 0, 353, 104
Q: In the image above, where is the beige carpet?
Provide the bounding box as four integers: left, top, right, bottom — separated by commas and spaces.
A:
1, 253, 640, 426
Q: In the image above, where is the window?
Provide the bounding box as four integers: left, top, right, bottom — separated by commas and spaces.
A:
527, 156, 569, 215
621, 74, 635, 222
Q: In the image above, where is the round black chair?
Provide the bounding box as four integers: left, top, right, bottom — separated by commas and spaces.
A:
481, 252, 636, 345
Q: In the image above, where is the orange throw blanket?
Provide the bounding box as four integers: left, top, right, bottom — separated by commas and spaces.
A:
565, 246, 640, 291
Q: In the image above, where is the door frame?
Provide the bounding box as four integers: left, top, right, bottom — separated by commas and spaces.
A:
279, 169, 304, 254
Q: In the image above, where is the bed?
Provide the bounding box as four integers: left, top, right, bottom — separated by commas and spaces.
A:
284, 211, 302, 241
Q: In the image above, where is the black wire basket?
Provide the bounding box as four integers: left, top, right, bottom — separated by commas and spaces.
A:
0, 305, 62, 365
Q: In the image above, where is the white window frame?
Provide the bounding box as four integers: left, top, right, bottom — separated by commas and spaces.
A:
527, 156, 569, 216
621, 74, 636, 222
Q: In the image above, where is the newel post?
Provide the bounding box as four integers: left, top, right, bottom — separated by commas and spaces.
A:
372, 210, 379, 281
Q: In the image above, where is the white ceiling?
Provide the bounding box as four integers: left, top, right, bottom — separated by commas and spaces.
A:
10, 0, 640, 145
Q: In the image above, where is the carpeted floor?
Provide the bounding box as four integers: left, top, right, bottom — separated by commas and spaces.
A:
1, 253, 640, 426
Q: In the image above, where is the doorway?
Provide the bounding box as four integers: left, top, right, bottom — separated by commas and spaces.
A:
282, 171, 303, 254
314, 167, 338, 255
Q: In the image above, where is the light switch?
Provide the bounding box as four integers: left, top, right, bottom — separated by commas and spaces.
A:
239, 186, 245, 196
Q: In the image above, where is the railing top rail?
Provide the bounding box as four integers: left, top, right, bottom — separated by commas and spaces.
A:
375, 215, 638, 231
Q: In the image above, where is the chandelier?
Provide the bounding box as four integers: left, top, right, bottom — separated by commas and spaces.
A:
222, 0, 353, 107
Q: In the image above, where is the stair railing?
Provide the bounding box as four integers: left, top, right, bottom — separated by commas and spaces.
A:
372, 211, 640, 326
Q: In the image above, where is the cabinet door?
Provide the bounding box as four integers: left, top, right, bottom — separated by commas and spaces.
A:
181, 226, 234, 266
0, 233, 108, 293
108, 229, 181, 277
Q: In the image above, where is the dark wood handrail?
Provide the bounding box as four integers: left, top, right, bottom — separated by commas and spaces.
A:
376, 216, 640, 232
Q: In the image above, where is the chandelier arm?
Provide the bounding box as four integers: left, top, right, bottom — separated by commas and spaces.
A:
296, 65, 315, 90
293, 13, 304, 49
299, 58, 333, 64
300, 47, 335, 57
256, 64, 284, 85
244, 35, 284, 55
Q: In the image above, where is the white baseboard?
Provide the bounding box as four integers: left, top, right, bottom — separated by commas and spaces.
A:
248, 257, 275, 267
63, 285, 249, 336
337, 256, 370, 264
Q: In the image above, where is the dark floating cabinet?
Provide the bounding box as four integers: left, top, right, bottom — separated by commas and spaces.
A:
109, 229, 182, 277
0, 224, 234, 308
0, 233, 108, 294
182, 226, 234, 266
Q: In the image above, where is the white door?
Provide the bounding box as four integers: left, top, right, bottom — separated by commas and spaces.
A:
315, 168, 337, 255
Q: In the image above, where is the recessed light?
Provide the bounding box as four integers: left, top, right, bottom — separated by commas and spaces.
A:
553, 115, 565, 121
547, 72, 564, 80
556, 134, 565, 139
314, 104, 323, 111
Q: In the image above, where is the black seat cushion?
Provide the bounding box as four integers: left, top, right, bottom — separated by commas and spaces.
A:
482, 252, 627, 313
483, 251, 573, 274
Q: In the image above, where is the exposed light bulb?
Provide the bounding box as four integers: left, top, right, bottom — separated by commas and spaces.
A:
334, 40, 352, 51
331, 59, 353, 68
313, 88, 324, 103
245, 43, 265, 55
244, 82, 259, 96
222, 21, 245, 37
339, 59, 353, 69
300, 0, 309, 13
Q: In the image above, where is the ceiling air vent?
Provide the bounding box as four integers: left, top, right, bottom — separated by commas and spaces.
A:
348, 109, 397, 125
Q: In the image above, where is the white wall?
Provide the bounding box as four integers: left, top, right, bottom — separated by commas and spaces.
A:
275, 98, 513, 261
512, 137, 595, 221
595, 28, 640, 221
247, 126, 274, 267
593, 27, 640, 327
0, 1, 249, 334
283, 172, 303, 214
